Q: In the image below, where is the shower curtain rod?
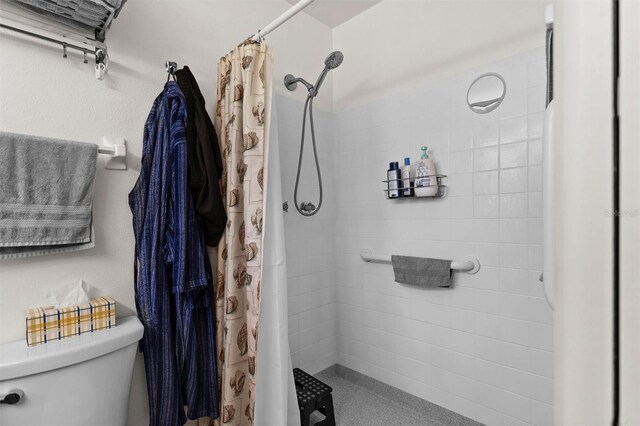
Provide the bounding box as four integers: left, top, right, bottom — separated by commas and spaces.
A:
249, 0, 318, 42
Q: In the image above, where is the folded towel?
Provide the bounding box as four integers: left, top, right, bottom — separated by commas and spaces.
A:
11, 0, 127, 37
391, 255, 452, 288
0, 131, 98, 259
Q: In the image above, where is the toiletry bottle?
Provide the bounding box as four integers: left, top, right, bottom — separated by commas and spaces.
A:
414, 146, 438, 197
387, 162, 402, 198
401, 157, 414, 197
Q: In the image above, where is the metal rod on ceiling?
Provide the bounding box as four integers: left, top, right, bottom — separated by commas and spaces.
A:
249, 0, 318, 42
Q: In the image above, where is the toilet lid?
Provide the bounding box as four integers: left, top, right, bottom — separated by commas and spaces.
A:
0, 315, 143, 381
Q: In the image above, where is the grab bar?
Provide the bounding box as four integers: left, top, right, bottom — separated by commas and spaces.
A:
360, 249, 480, 274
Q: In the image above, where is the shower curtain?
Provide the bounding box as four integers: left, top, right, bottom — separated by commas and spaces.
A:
203, 41, 297, 426
253, 93, 299, 426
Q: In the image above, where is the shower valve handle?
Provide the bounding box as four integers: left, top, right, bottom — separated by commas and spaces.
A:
300, 202, 316, 213
0, 389, 24, 405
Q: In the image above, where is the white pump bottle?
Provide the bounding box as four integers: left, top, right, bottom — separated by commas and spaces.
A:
414, 146, 438, 197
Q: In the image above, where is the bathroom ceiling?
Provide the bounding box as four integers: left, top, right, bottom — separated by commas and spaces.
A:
285, 0, 383, 28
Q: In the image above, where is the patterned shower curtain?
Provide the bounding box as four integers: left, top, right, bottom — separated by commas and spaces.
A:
206, 41, 272, 426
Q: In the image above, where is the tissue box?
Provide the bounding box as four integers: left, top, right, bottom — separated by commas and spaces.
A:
25, 297, 116, 346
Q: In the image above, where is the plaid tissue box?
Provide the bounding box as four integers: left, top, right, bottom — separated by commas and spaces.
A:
25, 296, 116, 346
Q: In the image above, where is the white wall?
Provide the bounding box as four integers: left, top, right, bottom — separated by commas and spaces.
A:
620, 1, 640, 424
332, 0, 547, 111
1, 1, 556, 425
326, 3, 554, 424
554, 0, 614, 424
276, 95, 338, 375
0, 2, 332, 424
331, 48, 554, 426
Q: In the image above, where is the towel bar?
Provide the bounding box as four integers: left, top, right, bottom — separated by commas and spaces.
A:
360, 249, 480, 274
98, 137, 127, 170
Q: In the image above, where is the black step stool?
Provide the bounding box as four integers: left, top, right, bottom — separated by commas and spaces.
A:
293, 368, 336, 426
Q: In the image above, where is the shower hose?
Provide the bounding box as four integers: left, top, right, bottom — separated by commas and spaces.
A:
293, 94, 323, 216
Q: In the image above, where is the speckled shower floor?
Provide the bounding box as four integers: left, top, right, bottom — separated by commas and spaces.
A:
309, 367, 482, 426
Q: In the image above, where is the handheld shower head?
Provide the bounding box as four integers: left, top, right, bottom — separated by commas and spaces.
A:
312, 51, 343, 96
324, 51, 344, 70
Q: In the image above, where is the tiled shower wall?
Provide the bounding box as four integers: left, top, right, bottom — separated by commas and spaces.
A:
331, 47, 553, 426
276, 95, 338, 374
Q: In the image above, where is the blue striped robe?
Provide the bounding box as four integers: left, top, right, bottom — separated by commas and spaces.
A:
129, 82, 219, 425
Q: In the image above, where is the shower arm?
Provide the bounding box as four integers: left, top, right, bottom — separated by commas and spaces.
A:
284, 71, 327, 98
284, 75, 314, 93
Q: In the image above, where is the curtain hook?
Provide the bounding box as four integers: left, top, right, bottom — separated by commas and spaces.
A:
83, 51, 88, 64
62, 43, 67, 58
95, 48, 108, 80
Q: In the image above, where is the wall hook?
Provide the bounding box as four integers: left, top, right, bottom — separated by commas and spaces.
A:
165, 60, 177, 82
94, 48, 108, 80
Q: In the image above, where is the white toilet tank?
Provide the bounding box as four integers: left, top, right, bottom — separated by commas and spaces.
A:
0, 315, 143, 426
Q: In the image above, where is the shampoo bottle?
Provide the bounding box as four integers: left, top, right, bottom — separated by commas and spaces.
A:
401, 157, 414, 197
414, 146, 438, 197
387, 162, 401, 198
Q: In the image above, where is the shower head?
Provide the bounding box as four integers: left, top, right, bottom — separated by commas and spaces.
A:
324, 51, 344, 70
312, 51, 343, 96
284, 51, 344, 97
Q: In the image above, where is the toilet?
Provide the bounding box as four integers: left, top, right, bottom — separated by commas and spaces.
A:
0, 316, 143, 426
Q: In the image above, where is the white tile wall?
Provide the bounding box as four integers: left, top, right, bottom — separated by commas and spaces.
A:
276, 95, 338, 375
277, 49, 551, 426
330, 48, 553, 426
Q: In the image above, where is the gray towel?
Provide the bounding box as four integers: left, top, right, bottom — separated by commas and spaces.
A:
391, 255, 452, 288
0, 131, 98, 259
